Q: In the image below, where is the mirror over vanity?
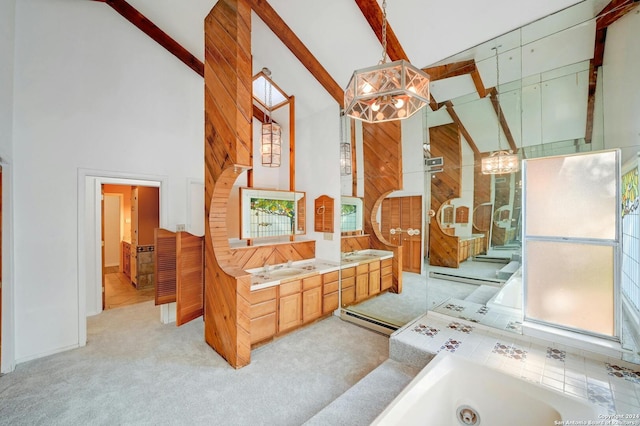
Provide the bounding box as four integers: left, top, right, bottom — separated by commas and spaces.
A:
339, 0, 640, 364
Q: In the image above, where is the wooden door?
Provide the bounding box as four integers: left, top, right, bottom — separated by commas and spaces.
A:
176, 232, 204, 326
381, 196, 423, 273
100, 186, 106, 310
154, 229, 204, 326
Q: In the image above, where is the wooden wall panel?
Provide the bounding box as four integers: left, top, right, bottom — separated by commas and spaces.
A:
362, 121, 403, 293
429, 124, 462, 268
204, 0, 253, 369
203, 0, 315, 368
341, 235, 370, 253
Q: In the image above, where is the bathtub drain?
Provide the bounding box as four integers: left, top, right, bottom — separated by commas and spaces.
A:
456, 405, 480, 426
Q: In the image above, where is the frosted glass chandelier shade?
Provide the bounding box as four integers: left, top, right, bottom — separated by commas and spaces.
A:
261, 123, 281, 167
344, 60, 430, 123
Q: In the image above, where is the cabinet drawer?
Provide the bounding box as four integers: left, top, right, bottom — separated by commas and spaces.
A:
342, 267, 356, 278
381, 266, 392, 277
323, 292, 339, 314
250, 286, 277, 305
381, 274, 393, 291
302, 275, 322, 291
250, 299, 276, 319
323, 270, 339, 283
279, 279, 302, 297
251, 313, 276, 344
356, 264, 369, 275
341, 276, 355, 289
368, 260, 380, 271
324, 281, 339, 294
381, 258, 393, 268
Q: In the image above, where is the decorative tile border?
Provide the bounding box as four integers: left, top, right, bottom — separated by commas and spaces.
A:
546, 348, 566, 362
606, 363, 640, 384
505, 321, 522, 333
448, 322, 474, 334
443, 303, 465, 312
477, 306, 489, 315
412, 324, 439, 338
440, 338, 462, 353
493, 342, 528, 360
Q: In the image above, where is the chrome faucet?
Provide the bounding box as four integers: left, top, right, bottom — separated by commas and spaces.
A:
287, 260, 293, 268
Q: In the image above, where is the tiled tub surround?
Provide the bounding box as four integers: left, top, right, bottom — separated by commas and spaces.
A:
373, 351, 604, 425
390, 314, 640, 416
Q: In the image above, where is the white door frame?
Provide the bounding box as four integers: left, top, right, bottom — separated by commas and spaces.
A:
1, 159, 14, 373
77, 169, 168, 348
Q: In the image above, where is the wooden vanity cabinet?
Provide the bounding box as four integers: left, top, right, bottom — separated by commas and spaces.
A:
380, 258, 393, 291
250, 286, 277, 345
302, 275, 322, 323
322, 271, 339, 314
355, 264, 369, 301
368, 260, 381, 296
341, 266, 356, 306
278, 280, 302, 333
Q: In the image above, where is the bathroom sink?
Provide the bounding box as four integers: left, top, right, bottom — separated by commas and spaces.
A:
269, 268, 304, 278
342, 255, 376, 262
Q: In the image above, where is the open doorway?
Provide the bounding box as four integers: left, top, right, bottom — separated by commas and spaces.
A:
101, 184, 158, 310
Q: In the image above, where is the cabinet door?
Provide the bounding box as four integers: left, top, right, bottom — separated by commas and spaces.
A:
341, 276, 356, 307
355, 273, 369, 301
368, 269, 381, 295
279, 292, 301, 332
302, 287, 322, 323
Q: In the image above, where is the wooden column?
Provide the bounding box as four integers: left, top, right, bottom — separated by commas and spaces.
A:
204, 0, 253, 369
362, 120, 404, 293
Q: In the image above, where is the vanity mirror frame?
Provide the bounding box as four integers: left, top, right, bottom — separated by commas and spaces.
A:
239, 187, 306, 240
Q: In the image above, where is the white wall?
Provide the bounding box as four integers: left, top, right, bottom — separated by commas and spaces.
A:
12, 0, 203, 362
296, 106, 341, 261
602, 7, 640, 164
0, 0, 16, 373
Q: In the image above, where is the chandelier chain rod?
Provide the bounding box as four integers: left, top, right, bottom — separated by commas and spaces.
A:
380, 0, 387, 64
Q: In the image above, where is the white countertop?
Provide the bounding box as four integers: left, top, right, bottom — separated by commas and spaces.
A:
247, 249, 394, 291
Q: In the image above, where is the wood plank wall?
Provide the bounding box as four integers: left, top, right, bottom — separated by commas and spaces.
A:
203, 0, 316, 368
429, 123, 462, 268
204, 0, 253, 369
362, 121, 404, 293
472, 154, 492, 252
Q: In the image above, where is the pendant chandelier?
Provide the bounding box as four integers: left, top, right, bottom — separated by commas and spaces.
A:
261, 68, 281, 168
344, 0, 430, 123
481, 46, 519, 175
340, 111, 352, 175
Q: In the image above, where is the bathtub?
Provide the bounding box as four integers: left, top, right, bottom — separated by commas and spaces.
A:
486, 266, 523, 316
372, 352, 604, 425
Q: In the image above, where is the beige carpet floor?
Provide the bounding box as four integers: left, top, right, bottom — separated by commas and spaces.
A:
0, 301, 392, 425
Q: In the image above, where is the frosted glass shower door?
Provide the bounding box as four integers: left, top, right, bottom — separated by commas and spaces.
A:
523, 150, 619, 338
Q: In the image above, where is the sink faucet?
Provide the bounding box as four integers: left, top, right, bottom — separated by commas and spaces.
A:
263, 262, 270, 273
287, 260, 293, 268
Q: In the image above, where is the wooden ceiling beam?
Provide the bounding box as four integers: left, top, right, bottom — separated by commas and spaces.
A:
488, 88, 518, 153
444, 101, 481, 156
95, 0, 204, 77
596, 0, 639, 30
247, 0, 344, 107
94, 0, 276, 125
354, 0, 408, 61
